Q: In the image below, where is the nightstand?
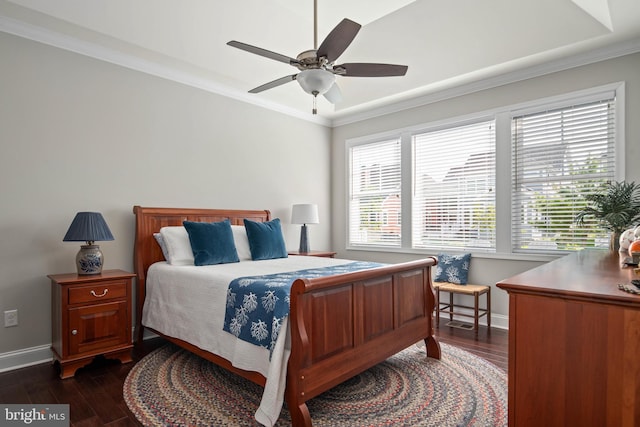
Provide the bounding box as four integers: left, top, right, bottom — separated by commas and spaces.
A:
288, 250, 337, 258
48, 269, 135, 379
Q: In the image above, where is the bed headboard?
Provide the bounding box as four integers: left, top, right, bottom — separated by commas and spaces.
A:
132, 206, 271, 342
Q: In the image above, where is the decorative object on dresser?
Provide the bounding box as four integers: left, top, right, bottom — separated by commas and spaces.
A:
291, 203, 319, 253
63, 211, 114, 275
48, 269, 135, 379
628, 240, 640, 257
619, 227, 637, 252
497, 250, 640, 427
575, 180, 640, 252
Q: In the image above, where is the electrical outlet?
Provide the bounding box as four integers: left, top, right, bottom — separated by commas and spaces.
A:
4, 309, 18, 327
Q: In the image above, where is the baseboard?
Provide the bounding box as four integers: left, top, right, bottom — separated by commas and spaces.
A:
438, 312, 508, 330
0, 327, 160, 374
0, 344, 52, 373
141, 328, 159, 341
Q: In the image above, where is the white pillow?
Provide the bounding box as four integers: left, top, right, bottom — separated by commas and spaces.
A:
153, 233, 170, 261
231, 225, 252, 261
159, 226, 194, 265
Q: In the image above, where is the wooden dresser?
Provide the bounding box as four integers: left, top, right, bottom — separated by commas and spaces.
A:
497, 250, 640, 427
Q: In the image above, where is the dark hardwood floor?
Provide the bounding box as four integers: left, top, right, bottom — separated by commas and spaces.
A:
0, 324, 507, 426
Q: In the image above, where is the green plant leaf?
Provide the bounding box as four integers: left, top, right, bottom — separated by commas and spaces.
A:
575, 181, 640, 233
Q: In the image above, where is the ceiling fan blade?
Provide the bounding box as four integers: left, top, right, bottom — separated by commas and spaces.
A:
227, 41, 299, 65
335, 63, 408, 77
317, 19, 361, 63
323, 83, 342, 104
248, 74, 298, 93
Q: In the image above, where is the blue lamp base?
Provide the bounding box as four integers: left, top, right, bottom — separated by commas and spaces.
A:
76, 244, 104, 275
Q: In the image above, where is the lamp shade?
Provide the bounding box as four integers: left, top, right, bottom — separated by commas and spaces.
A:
296, 69, 335, 95
63, 212, 114, 275
291, 204, 319, 225
63, 212, 114, 243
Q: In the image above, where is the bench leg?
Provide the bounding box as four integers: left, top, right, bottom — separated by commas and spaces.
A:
487, 287, 491, 330
474, 291, 479, 336
449, 291, 454, 321
435, 288, 440, 327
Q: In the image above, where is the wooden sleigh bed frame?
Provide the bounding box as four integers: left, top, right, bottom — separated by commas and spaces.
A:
133, 206, 441, 426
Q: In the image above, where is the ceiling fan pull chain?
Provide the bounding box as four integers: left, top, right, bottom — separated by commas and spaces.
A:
312, 92, 318, 115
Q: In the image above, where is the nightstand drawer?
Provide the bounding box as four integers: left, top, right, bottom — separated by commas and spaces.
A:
68, 280, 127, 305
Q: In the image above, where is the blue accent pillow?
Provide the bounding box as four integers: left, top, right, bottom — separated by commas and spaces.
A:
244, 218, 288, 260
434, 253, 471, 284
183, 220, 239, 266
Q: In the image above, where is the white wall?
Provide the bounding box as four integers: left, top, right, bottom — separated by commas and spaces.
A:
0, 33, 331, 357
331, 52, 640, 326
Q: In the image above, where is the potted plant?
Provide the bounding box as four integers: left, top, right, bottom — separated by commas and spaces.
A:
575, 180, 640, 251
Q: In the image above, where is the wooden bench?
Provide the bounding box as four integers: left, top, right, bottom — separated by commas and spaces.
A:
433, 281, 491, 334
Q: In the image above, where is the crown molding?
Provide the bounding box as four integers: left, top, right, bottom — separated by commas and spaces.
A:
2, 13, 638, 129
0, 14, 332, 127
330, 37, 640, 127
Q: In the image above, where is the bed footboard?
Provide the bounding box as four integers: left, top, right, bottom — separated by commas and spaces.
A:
285, 258, 440, 427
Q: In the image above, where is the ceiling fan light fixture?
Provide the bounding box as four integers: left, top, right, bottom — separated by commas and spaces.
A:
296, 69, 335, 95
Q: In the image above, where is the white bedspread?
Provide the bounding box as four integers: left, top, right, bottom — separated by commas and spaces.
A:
142, 256, 353, 426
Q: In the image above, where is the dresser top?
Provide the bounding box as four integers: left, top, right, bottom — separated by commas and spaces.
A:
497, 250, 640, 306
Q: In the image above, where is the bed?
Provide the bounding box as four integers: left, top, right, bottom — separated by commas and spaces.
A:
133, 206, 441, 427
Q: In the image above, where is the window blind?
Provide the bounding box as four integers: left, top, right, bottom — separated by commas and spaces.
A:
511, 97, 616, 252
349, 139, 402, 247
412, 120, 496, 250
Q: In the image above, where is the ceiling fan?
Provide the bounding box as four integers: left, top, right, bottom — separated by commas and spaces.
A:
227, 0, 408, 114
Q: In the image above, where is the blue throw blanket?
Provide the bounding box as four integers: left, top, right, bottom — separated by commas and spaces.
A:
223, 261, 383, 353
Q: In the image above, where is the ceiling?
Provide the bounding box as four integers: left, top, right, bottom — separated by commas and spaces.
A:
1, 0, 639, 125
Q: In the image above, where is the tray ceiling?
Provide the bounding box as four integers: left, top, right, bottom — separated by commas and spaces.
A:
1, 0, 639, 124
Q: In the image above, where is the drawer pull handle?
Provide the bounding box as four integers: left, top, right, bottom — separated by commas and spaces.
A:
90, 289, 109, 298
71, 329, 78, 335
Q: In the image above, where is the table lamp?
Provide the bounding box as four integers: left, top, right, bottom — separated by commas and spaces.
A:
63, 212, 114, 275
291, 204, 319, 253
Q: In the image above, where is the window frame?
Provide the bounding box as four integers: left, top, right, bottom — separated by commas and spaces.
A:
510, 96, 618, 254
347, 136, 403, 248
344, 82, 625, 260
411, 119, 497, 252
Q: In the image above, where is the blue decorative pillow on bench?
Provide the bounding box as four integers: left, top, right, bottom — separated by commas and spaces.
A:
435, 253, 471, 284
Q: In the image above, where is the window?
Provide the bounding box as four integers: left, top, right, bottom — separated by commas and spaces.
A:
511, 97, 616, 252
349, 138, 401, 247
413, 121, 496, 250
346, 83, 622, 256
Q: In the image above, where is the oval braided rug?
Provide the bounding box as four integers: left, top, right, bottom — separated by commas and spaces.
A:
124, 342, 507, 426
